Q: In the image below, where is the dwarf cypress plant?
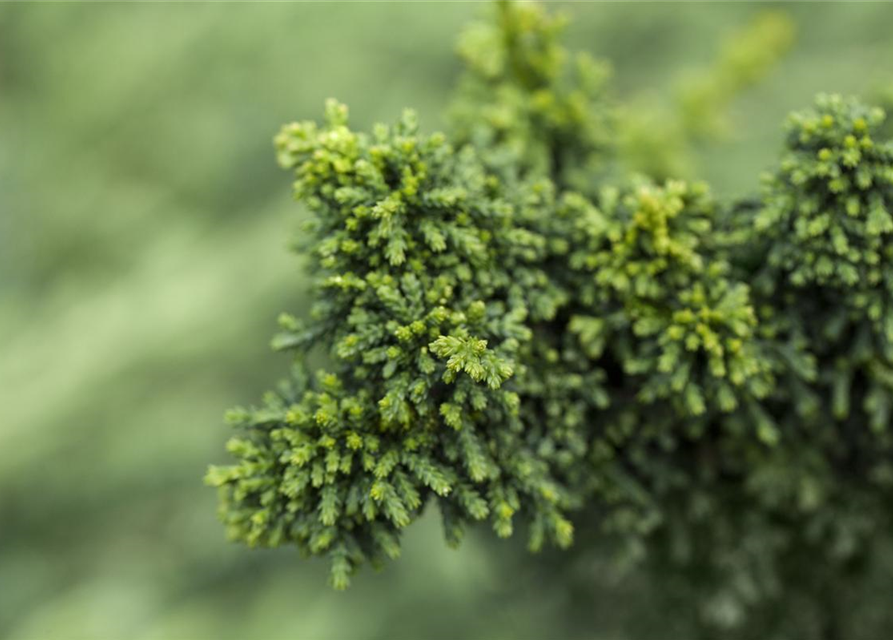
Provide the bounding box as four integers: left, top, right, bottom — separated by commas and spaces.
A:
208, 1, 893, 636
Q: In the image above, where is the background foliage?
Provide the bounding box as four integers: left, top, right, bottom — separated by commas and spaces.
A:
3, 3, 893, 639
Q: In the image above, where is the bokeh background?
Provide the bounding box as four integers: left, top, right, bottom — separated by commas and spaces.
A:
2, 3, 893, 639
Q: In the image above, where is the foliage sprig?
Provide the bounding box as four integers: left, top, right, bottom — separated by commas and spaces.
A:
208, 3, 893, 636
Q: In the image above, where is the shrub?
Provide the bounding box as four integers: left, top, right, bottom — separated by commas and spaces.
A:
208, 2, 893, 636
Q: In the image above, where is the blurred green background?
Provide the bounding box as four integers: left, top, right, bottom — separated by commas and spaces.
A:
2, 3, 892, 639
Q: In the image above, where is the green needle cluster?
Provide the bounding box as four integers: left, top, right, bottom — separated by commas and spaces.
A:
207, 4, 893, 633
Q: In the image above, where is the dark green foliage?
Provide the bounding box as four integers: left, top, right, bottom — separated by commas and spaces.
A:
208, 1, 893, 636
209, 98, 578, 587
567, 180, 772, 420
754, 94, 893, 465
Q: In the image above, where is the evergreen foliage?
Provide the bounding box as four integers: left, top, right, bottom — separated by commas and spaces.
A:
450, 0, 611, 190
208, 1, 893, 635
